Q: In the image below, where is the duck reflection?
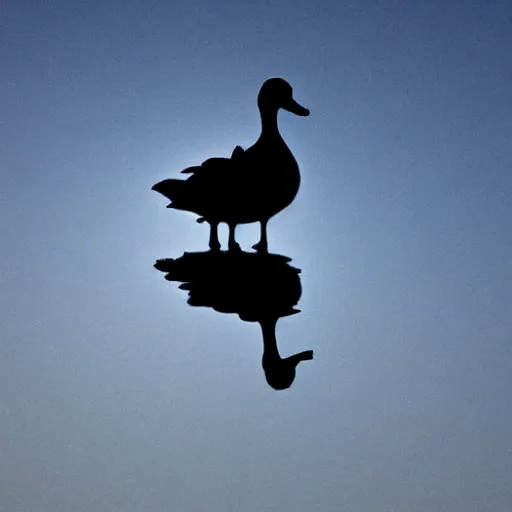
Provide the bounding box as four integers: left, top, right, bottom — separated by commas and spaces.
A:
154, 251, 313, 390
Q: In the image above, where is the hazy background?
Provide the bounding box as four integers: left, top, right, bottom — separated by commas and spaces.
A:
2, 1, 511, 510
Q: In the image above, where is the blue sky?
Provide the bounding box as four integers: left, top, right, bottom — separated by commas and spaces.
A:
1, 1, 511, 510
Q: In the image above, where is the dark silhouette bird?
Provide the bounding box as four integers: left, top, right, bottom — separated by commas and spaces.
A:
152, 78, 310, 253
154, 250, 313, 390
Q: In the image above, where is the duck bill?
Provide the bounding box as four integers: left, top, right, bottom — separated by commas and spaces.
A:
283, 98, 310, 116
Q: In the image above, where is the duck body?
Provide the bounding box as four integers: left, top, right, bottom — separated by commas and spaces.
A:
164, 136, 300, 225
152, 78, 309, 252
232, 133, 301, 225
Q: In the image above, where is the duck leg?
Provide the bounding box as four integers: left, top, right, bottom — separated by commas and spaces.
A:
208, 221, 221, 251
228, 223, 241, 252
252, 219, 269, 253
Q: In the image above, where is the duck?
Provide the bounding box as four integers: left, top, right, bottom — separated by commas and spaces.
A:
152, 77, 310, 253
260, 316, 313, 390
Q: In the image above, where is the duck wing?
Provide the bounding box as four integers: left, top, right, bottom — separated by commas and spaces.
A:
180, 146, 245, 176
152, 146, 246, 218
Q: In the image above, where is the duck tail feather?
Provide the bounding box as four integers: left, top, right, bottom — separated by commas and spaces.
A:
152, 179, 186, 201
181, 166, 201, 174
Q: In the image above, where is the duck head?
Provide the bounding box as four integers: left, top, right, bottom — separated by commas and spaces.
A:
258, 78, 310, 117
263, 350, 314, 390
259, 316, 313, 390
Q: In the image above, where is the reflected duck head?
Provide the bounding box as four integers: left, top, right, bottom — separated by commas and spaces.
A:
258, 78, 310, 117
260, 316, 313, 391
263, 350, 314, 390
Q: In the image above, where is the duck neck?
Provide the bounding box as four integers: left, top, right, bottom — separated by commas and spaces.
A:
260, 317, 281, 366
259, 107, 281, 138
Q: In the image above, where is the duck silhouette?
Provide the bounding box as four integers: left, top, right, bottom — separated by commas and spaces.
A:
154, 250, 313, 389
152, 78, 310, 253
